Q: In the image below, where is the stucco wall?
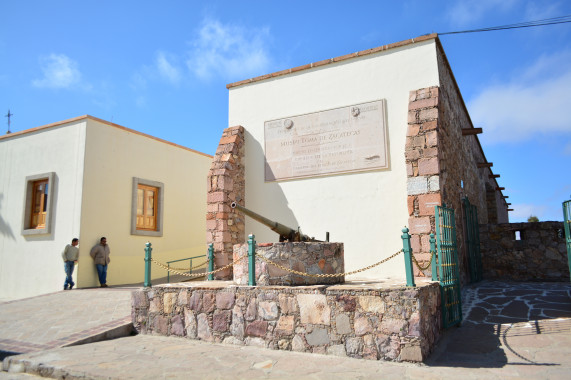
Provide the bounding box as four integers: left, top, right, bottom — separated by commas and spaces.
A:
0, 121, 86, 300
77, 119, 212, 288
228, 40, 440, 280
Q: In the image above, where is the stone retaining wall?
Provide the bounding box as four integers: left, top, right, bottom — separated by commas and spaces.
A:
132, 281, 441, 362
480, 222, 569, 281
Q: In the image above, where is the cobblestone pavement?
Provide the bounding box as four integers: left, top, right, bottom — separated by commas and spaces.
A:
0, 288, 134, 357
1, 281, 570, 379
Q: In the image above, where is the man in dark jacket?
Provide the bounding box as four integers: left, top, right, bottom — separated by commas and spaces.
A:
90, 237, 111, 287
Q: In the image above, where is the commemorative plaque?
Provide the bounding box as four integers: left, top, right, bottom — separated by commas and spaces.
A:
264, 100, 388, 181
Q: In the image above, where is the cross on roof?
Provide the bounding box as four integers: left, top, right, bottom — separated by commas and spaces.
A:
5, 109, 13, 134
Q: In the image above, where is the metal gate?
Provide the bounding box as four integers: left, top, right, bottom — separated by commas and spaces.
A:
435, 204, 462, 328
563, 199, 571, 283
464, 197, 483, 283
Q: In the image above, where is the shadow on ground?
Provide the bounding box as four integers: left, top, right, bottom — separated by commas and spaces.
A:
425, 281, 571, 368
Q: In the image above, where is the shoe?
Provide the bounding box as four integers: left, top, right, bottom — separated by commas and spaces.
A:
64, 286, 68, 290
100, 284, 108, 288
69, 284, 74, 290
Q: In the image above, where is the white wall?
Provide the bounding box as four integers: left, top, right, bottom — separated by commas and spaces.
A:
77, 119, 212, 287
228, 41, 439, 280
0, 121, 86, 300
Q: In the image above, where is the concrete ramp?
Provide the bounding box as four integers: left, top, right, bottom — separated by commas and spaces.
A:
0, 288, 134, 358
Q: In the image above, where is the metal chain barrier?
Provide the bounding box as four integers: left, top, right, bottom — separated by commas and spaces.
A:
255, 248, 404, 278
151, 255, 246, 278
411, 250, 436, 271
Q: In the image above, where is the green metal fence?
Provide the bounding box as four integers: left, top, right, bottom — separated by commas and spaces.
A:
166, 254, 207, 283
435, 204, 462, 328
563, 199, 571, 283
463, 197, 483, 283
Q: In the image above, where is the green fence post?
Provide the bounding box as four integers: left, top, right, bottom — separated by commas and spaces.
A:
144, 242, 152, 288
401, 227, 416, 287
207, 243, 214, 281
430, 233, 437, 281
248, 234, 256, 286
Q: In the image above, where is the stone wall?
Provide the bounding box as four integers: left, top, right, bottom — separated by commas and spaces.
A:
206, 126, 245, 279
480, 222, 569, 282
132, 281, 441, 362
405, 42, 510, 285
406, 86, 441, 278
233, 242, 345, 286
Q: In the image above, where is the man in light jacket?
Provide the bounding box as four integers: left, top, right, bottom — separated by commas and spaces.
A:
90, 237, 111, 288
62, 238, 79, 290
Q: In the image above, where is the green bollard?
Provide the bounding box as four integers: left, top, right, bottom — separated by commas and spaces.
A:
144, 242, 152, 288
401, 227, 416, 287
248, 234, 256, 286
430, 233, 438, 281
207, 243, 214, 281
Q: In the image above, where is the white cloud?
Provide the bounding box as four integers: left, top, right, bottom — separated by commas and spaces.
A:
447, 0, 519, 26
32, 54, 85, 89
186, 18, 272, 81
469, 50, 571, 143
524, 1, 563, 22
156, 51, 181, 85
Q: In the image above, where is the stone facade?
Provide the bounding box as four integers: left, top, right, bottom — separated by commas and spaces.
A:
233, 242, 345, 286
206, 126, 245, 279
405, 42, 509, 285
131, 281, 441, 363
480, 222, 569, 282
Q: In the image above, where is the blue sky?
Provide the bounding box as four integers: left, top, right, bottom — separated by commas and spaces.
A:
1, 0, 570, 222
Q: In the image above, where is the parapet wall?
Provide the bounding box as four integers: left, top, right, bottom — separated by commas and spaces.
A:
132, 280, 441, 362
480, 222, 569, 281
233, 242, 345, 286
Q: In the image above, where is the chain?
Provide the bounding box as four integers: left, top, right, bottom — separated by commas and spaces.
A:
151, 255, 246, 278
255, 249, 403, 278
167, 259, 209, 272
411, 250, 436, 271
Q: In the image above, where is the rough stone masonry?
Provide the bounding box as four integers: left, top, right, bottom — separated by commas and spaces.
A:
131, 280, 441, 363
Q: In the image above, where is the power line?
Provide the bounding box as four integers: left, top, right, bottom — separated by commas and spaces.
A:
439, 15, 571, 35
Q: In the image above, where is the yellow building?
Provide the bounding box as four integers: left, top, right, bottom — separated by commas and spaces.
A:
0, 115, 212, 300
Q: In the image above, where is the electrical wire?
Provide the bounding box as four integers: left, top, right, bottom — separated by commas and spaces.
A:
439, 15, 571, 35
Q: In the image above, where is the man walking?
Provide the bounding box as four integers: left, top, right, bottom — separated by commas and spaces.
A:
62, 238, 79, 290
90, 237, 111, 288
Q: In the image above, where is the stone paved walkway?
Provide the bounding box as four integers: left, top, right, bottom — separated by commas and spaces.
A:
1, 281, 570, 379
0, 288, 133, 357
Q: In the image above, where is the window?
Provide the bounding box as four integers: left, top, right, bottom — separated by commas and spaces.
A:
131, 178, 163, 236
31, 179, 49, 229
22, 172, 55, 235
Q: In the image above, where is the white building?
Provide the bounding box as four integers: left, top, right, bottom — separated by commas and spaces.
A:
223, 34, 508, 283
0, 115, 212, 300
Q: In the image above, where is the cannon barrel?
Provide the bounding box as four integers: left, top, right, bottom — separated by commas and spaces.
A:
230, 202, 317, 242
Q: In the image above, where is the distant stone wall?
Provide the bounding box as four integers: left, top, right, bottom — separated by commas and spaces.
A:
206, 126, 245, 279
132, 281, 441, 363
233, 242, 345, 286
480, 222, 569, 281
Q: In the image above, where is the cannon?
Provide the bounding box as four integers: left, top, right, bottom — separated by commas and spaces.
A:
230, 202, 328, 242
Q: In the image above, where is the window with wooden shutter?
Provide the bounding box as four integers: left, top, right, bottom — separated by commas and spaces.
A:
136, 184, 158, 230
131, 177, 163, 237
30, 179, 49, 229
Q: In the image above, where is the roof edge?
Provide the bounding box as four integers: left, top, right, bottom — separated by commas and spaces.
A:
0, 115, 213, 158
226, 33, 438, 89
